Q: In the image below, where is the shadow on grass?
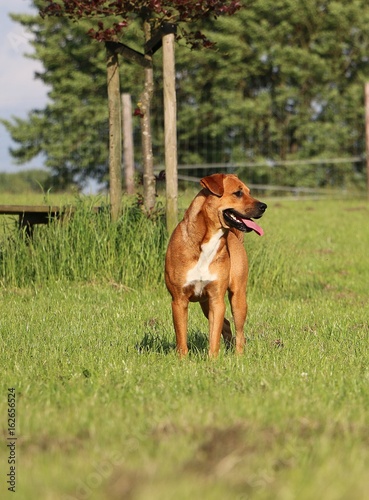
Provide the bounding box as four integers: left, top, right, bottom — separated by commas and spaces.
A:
136, 331, 175, 355
137, 329, 209, 356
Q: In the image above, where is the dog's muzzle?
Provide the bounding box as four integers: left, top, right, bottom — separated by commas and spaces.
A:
223, 202, 267, 235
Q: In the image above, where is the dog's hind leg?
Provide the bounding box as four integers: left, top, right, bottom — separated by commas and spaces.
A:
199, 299, 233, 349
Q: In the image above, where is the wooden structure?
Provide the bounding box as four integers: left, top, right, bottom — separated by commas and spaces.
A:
365, 82, 369, 202
162, 26, 178, 234
108, 23, 179, 231
0, 205, 100, 237
122, 93, 135, 195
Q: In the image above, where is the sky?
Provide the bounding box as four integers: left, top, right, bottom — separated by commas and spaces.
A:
0, 0, 48, 174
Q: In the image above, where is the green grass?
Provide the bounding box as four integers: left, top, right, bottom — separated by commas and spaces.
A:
0, 196, 167, 288
0, 195, 369, 499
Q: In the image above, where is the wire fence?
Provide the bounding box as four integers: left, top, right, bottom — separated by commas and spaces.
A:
151, 156, 367, 198
128, 92, 369, 198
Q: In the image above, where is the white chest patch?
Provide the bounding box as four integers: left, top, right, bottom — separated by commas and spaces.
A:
184, 229, 224, 297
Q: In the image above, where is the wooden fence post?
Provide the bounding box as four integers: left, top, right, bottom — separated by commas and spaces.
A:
162, 30, 178, 234
141, 21, 156, 212
106, 44, 122, 221
122, 93, 135, 195
365, 82, 369, 202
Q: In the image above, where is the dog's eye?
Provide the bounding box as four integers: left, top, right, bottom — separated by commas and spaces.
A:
233, 190, 243, 198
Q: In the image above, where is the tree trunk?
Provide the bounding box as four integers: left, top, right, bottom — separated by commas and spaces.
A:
140, 21, 156, 213
162, 32, 178, 234
122, 93, 135, 195
106, 43, 122, 221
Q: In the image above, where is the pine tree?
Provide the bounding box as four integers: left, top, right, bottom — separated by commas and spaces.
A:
169, 0, 369, 188
2, 4, 144, 189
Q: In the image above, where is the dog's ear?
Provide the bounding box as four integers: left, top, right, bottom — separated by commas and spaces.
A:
200, 174, 225, 197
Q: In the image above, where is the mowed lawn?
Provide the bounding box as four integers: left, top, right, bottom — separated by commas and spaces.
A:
1, 195, 369, 499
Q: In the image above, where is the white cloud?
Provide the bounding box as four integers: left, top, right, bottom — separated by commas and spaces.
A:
0, 1, 48, 171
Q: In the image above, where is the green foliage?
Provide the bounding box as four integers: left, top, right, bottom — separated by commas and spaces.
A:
2, 0, 369, 189
174, 0, 369, 167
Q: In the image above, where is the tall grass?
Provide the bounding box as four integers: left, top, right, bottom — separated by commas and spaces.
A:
0, 199, 168, 289
0, 197, 292, 293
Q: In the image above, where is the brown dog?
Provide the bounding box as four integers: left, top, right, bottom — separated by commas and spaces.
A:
165, 173, 267, 357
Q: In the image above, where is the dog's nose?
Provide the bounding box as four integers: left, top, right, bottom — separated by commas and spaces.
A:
258, 202, 267, 213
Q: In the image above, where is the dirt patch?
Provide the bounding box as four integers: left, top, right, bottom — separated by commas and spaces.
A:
345, 206, 369, 212
18, 432, 89, 454
317, 248, 334, 254
104, 467, 141, 500
185, 423, 279, 477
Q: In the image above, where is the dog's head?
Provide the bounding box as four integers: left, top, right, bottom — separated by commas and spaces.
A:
200, 174, 267, 236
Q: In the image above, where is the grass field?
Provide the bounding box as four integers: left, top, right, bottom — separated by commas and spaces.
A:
1, 191, 369, 499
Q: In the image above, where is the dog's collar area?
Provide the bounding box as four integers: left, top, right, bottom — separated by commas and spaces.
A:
223, 209, 264, 236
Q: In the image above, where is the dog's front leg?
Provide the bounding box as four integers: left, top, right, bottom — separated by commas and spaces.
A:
208, 297, 226, 357
229, 290, 247, 354
171, 299, 189, 357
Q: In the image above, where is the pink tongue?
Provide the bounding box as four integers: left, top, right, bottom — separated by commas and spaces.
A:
241, 218, 264, 236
